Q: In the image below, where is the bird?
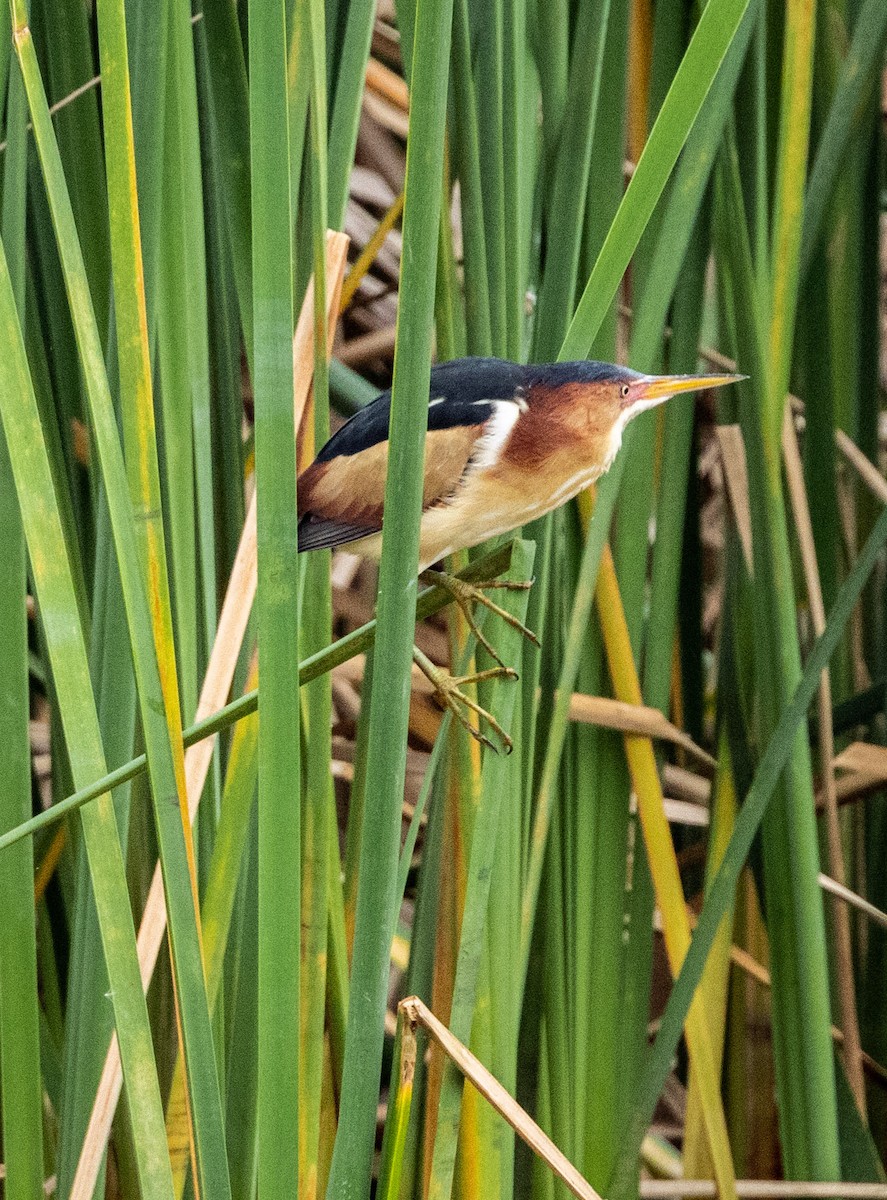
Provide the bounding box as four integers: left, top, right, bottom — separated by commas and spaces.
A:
298, 356, 742, 748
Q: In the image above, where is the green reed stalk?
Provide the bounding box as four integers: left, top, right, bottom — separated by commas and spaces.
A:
326, 0, 455, 1190
561, 0, 751, 359
612, 496, 887, 1197
248, 0, 301, 1194
300, 0, 332, 1191
427, 542, 535, 1200
16, 7, 232, 1190
0, 221, 174, 1200
0, 57, 43, 1200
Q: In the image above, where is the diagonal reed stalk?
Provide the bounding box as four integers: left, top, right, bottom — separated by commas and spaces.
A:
610, 497, 887, 1197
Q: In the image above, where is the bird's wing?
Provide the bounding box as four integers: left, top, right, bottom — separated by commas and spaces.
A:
297, 358, 528, 554
297, 420, 487, 552
296, 516, 382, 552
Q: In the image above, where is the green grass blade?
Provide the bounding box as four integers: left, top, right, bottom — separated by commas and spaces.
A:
325, 0, 455, 1186
300, 0, 332, 1190
798, 0, 887, 285
201, 0, 253, 356
122, 0, 167, 323
329, 357, 378, 414
377, 1010, 417, 1200
765, 0, 816, 439
194, 17, 247, 577
560, 0, 751, 360
449, 0, 491, 356
610, 497, 887, 1198
473, 0, 507, 353
247, 0, 300, 1193
500, 0, 527, 359
167, 661, 259, 1198
628, 0, 756, 363
427, 540, 535, 1200
746, 0, 842, 1170
155, 0, 209, 728
532, 0, 610, 360
0, 58, 43, 1200
520, 469, 624, 977
327, 0, 374, 227
32, 0, 111, 340
16, 13, 232, 1192
58, 498, 135, 1200
224, 810, 261, 1200
0, 12, 9, 111
0, 223, 174, 1200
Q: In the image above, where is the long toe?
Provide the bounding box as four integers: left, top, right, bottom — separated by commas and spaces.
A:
412, 646, 515, 753
420, 570, 540, 651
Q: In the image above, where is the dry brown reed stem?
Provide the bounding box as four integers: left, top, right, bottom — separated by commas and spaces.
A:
714, 425, 754, 570
781, 401, 867, 1116
365, 56, 409, 112
663, 764, 711, 805
834, 428, 887, 504
818, 872, 887, 934
700, 340, 887, 506
69, 233, 349, 1200
339, 323, 398, 364
835, 742, 887, 786
363, 91, 409, 140
669, 750, 887, 821
566, 693, 716, 771
400, 996, 602, 1200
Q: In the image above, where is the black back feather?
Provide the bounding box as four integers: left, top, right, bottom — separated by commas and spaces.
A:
315, 357, 526, 463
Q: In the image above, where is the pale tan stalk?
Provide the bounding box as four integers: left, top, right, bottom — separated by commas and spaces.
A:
401, 996, 601, 1200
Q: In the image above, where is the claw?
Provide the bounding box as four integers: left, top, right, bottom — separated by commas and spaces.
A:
419, 569, 540, 664
413, 647, 515, 753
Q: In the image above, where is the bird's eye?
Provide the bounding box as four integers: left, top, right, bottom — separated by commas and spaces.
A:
620, 384, 630, 399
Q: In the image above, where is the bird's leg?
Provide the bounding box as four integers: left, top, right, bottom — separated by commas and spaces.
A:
419, 569, 539, 668
413, 646, 516, 754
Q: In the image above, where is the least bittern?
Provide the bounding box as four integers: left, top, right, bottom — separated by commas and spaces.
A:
298, 357, 742, 748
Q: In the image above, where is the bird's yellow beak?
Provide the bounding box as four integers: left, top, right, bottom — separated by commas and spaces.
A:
628, 372, 746, 410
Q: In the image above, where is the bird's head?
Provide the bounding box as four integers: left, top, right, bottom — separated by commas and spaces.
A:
522, 361, 744, 471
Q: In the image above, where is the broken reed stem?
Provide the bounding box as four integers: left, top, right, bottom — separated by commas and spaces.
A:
400, 996, 601, 1200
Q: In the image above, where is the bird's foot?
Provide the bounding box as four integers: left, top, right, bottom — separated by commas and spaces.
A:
413, 646, 516, 754
419, 569, 539, 668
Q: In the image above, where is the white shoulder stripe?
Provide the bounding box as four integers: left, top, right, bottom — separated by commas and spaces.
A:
470, 400, 521, 471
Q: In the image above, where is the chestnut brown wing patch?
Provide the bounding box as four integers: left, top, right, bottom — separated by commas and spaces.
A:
297, 423, 485, 553
421, 424, 485, 507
